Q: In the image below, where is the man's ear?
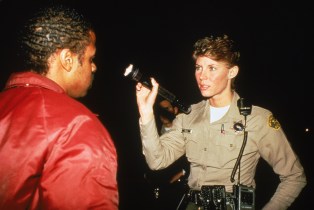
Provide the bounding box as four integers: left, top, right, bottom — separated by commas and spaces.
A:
228, 66, 239, 79
60, 49, 73, 72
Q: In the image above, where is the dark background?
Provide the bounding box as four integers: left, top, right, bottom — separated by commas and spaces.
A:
0, 0, 313, 209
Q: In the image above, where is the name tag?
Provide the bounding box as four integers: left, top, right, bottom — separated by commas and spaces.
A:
181, 128, 192, 133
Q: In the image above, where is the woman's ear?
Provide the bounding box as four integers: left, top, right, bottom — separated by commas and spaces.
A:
228, 66, 239, 79
60, 49, 73, 72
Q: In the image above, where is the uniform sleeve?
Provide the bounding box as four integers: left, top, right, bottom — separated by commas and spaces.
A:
257, 114, 307, 210
36, 115, 118, 210
140, 116, 186, 170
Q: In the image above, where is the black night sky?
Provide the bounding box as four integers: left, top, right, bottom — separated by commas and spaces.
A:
0, 0, 313, 209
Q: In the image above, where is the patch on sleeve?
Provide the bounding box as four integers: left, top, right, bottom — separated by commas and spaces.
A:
268, 115, 281, 130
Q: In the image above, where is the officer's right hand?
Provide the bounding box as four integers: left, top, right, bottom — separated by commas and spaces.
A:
136, 77, 159, 124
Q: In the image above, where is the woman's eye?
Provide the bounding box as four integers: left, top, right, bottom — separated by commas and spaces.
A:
209, 66, 217, 71
195, 66, 201, 71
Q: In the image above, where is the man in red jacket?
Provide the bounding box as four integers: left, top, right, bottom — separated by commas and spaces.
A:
0, 4, 118, 210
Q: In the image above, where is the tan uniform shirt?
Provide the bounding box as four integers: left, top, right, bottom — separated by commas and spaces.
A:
140, 92, 306, 209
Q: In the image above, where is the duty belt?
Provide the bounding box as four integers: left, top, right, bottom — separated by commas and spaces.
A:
185, 186, 236, 210
186, 189, 202, 206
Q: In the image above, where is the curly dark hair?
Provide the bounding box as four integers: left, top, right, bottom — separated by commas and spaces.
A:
192, 35, 240, 68
18, 4, 94, 75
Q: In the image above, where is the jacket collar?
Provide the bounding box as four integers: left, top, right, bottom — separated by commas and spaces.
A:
5, 71, 65, 94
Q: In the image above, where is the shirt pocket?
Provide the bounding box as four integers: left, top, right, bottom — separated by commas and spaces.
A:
221, 134, 244, 151
183, 129, 206, 161
213, 125, 256, 156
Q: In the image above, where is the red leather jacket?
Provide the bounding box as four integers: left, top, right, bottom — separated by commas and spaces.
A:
0, 72, 118, 210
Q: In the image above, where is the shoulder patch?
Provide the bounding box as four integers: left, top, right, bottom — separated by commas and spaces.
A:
268, 115, 281, 130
